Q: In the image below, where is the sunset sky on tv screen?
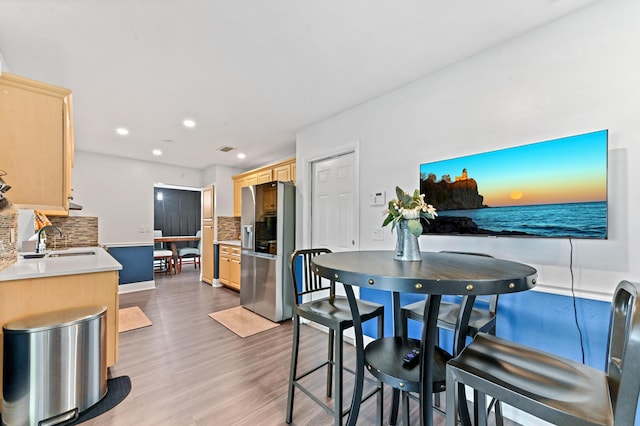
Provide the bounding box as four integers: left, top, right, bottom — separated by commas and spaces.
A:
419, 130, 607, 208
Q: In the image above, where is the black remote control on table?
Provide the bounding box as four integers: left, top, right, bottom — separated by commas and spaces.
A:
402, 348, 421, 369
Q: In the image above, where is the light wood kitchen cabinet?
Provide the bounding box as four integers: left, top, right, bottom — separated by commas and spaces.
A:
244, 174, 258, 187
233, 177, 244, 217
201, 185, 215, 284
257, 169, 272, 184
232, 173, 258, 217
232, 157, 295, 217
229, 254, 241, 290
202, 222, 214, 284
0, 72, 74, 213
0, 270, 119, 411
263, 186, 277, 212
273, 159, 296, 183
218, 246, 230, 285
202, 185, 214, 221
218, 243, 240, 291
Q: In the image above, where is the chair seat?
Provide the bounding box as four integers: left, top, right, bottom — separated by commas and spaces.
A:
403, 299, 495, 334
154, 249, 172, 257
179, 247, 199, 257
297, 296, 384, 329
448, 332, 613, 425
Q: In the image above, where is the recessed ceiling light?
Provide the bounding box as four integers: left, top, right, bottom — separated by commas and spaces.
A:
237, 153, 246, 159
152, 149, 162, 156
183, 119, 196, 128
116, 127, 129, 136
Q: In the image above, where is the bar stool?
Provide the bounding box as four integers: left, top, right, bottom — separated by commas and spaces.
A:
446, 280, 640, 426
286, 248, 385, 426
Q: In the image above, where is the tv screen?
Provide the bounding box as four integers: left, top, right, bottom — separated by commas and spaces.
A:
419, 130, 608, 239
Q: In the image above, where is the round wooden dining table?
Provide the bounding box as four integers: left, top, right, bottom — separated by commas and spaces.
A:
312, 250, 538, 426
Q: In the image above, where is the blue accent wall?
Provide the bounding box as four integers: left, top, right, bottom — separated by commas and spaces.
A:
360, 288, 610, 370
107, 245, 154, 285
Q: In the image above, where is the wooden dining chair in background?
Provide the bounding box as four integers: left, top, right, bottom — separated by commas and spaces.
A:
178, 230, 201, 271
153, 230, 174, 275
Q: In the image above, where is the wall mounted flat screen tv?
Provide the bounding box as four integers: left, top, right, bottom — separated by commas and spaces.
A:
419, 130, 608, 239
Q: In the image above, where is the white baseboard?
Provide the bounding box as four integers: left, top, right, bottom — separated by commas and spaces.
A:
118, 280, 156, 294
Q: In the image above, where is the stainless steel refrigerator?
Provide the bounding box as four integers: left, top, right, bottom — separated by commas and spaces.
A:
240, 181, 295, 322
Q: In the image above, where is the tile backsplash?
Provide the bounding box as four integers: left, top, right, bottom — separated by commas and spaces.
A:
49, 216, 99, 248
217, 216, 240, 241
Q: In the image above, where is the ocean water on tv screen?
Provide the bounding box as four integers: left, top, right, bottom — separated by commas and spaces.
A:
438, 201, 607, 239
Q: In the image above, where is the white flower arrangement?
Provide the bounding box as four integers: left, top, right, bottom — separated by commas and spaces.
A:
382, 186, 437, 237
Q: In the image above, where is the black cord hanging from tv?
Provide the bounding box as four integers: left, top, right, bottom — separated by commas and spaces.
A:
569, 238, 586, 364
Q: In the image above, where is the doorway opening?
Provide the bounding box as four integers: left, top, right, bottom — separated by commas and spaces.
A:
153, 185, 201, 252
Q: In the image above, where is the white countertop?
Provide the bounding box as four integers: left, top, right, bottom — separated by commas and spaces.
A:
215, 240, 241, 246
0, 246, 122, 282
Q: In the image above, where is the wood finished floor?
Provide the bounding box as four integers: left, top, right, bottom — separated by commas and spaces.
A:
86, 269, 511, 425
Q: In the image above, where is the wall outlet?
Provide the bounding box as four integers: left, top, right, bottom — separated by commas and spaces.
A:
139, 225, 145, 233
372, 227, 384, 241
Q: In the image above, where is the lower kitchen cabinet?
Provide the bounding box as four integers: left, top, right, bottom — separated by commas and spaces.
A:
219, 244, 240, 291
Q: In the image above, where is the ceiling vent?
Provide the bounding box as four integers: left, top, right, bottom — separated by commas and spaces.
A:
216, 146, 235, 152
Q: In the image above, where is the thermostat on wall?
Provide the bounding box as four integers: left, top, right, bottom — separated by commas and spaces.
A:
370, 191, 386, 206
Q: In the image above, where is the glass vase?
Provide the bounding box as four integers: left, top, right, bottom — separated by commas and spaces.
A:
394, 220, 422, 262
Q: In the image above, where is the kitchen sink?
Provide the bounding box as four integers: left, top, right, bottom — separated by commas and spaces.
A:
48, 251, 96, 258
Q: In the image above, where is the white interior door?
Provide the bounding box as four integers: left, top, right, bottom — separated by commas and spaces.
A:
310, 151, 359, 339
311, 151, 358, 252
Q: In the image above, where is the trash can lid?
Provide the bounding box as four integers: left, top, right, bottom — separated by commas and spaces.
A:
3, 305, 107, 333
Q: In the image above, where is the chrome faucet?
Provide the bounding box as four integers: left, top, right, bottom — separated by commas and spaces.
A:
35, 225, 62, 253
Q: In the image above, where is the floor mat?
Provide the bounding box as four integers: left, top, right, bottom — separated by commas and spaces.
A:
118, 306, 152, 332
208, 306, 279, 338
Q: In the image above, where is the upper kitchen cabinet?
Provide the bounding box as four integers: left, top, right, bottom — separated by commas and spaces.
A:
273, 158, 296, 184
257, 169, 272, 184
202, 185, 214, 221
232, 157, 295, 217
0, 73, 74, 213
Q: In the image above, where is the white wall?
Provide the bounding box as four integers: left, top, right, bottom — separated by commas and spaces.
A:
0, 47, 9, 74
72, 151, 203, 245
203, 164, 242, 218
297, 0, 639, 300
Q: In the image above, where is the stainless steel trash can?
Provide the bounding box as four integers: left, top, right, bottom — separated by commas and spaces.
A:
2, 306, 107, 426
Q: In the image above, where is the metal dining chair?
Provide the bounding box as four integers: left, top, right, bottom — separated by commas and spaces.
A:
286, 248, 385, 426
396, 251, 501, 425
446, 279, 640, 426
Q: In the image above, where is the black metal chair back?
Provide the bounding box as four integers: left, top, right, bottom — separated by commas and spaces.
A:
289, 248, 334, 304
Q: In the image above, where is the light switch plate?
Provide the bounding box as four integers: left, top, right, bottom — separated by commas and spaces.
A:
370, 191, 386, 206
